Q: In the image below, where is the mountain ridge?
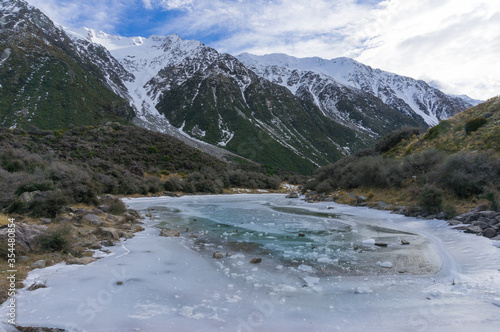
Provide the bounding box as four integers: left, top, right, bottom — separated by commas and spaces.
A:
236, 52, 479, 127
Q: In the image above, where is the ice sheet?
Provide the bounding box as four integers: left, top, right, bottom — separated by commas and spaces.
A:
1, 194, 499, 331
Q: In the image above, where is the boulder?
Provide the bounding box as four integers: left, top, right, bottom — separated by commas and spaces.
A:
126, 209, 142, 218
162, 192, 181, 197
159, 229, 180, 237
355, 196, 367, 205
66, 257, 97, 265
39, 218, 52, 224
286, 192, 299, 199
19, 190, 43, 204
483, 228, 497, 238
82, 214, 104, 226
31, 260, 46, 269
250, 257, 262, 264
213, 252, 224, 259
0, 223, 48, 252
98, 205, 110, 213
465, 225, 482, 234
100, 227, 120, 241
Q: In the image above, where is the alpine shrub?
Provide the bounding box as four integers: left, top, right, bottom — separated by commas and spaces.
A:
464, 117, 487, 135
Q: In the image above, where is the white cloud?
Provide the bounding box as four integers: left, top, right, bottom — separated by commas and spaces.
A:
25, 0, 500, 99
25, 0, 127, 34
159, 0, 193, 10
354, 0, 500, 99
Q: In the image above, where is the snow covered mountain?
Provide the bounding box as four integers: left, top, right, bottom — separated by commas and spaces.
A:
0, 0, 480, 173
64, 27, 375, 173
237, 53, 478, 127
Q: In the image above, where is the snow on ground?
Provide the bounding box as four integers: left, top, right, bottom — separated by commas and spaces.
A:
1, 194, 499, 331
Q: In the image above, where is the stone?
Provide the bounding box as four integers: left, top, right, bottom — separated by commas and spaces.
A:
0, 223, 47, 252
159, 229, 180, 237
18, 256, 29, 262
286, 192, 299, 199
98, 205, 110, 213
448, 220, 462, 226
131, 224, 145, 232
162, 192, 181, 197
39, 218, 52, 224
436, 211, 447, 220
401, 239, 410, 245
82, 214, 104, 226
213, 252, 224, 258
31, 260, 46, 269
19, 190, 42, 204
145, 212, 152, 218
67, 257, 97, 265
101, 227, 120, 241
298, 233, 306, 237
377, 201, 389, 208
473, 221, 490, 230
374, 242, 388, 247
250, 258, 262, 264
90, 242, 102, 249
127, 209, 142, 218
355, 196, 367, 205
483, 228, 497, 238
465, 225, 482, 234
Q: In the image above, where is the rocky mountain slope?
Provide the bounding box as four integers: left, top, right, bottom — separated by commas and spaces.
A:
237, 53, 479, 130
0, 0, 134, 129
0, 0, 480, 174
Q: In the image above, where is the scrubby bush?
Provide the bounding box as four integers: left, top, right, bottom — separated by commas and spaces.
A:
37, 225, 72, 253
373, 127, 421, 153
30, 190, 68, 218
101, 197, 127, 215
418, 184, 443, 214
401, 149, 445, 176
465, 117, 487, 135
163, 177, 185, 192
436, 152, 499, 198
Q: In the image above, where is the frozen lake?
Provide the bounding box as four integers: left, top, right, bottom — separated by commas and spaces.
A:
2, 194, 500, 331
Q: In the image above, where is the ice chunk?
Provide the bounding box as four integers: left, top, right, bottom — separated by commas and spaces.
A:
355, 287, 373, 294
298, 264, 313, 272
303, 276, 320, 285
377, 261, 393, 268
362, 238, 376, 245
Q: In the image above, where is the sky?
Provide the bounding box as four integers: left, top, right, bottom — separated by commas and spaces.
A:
25, 0, 500, 100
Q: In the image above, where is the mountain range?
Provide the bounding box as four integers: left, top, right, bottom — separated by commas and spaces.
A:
0, 0, 481, 174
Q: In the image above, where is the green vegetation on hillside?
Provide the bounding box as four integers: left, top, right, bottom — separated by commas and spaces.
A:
0, 14, 134, 130
305, 97, 500, 216
157, 70, 367, 174
0, 124, 283, 218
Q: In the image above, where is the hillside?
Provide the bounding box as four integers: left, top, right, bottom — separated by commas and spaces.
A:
387, 96, 500, 158
304, 97, 500, 220
0, 0, 134, 129
0, 123, 284, 218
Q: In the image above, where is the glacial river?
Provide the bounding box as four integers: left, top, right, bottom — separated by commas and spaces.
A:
1, 194, 500, 331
